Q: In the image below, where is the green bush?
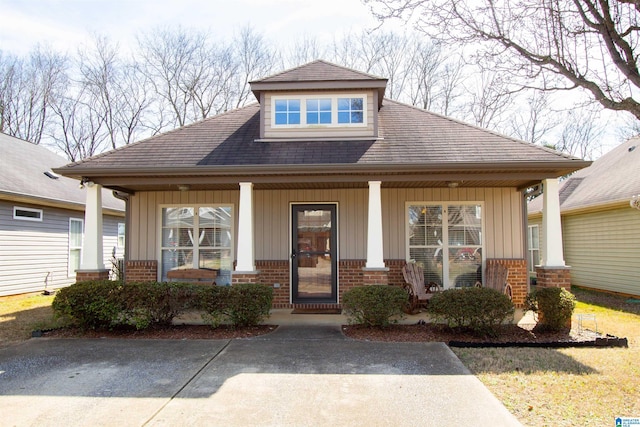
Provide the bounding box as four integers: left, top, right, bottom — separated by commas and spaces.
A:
428, 287, 515, 337
120, 282, 199, 329
526, 287, 576, 332
196, 286, 231, 328
221, 284, 273, 327
342, 285, 408, 327
52, 280, 124, 329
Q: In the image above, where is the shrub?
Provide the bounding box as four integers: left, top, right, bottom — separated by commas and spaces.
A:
428, 287, 515, 337
526, 287, 576, 332
342, 285, 408, 327
52, 280, 124, 329
196, 285, 231, 328
221, 284, 273, 327
120, 282, 199, 329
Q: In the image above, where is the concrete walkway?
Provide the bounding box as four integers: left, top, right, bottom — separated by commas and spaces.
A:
0, 322, 522, 426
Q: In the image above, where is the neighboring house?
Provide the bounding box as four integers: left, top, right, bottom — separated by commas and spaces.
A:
529, 137, 640, 297
0, 133, 125, 296
55, 60, 589, 308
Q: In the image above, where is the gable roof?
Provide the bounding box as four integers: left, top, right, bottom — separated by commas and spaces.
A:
0, 132, 124, 214
54, 98, 588, 192
528, 137, 640, 214
250, 60, 388, 107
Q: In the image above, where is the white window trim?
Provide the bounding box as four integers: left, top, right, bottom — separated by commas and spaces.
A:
528, 224, 540, 273
271, 94, 368, 128
158, 204, 235, 281
69, 218, 84, 277
13, 206, 43, 222
406, 201, 485, 289
117, 222, 125, 248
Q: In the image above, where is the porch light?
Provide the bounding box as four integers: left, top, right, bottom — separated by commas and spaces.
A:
631, 195, 640, 210
178, 184, 190, 192
447, 181, 460, 188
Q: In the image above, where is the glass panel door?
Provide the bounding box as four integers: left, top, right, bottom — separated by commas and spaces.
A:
291, 204, 337, 303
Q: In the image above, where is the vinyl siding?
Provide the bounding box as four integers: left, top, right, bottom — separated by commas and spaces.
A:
562, 207, 640, 296
263, 90, 376, 139
0, 200, 123, 296
130, 187, 524, 267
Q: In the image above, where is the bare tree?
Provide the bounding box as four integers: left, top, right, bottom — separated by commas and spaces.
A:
0, 46, 67, 144
463, 69, 513, 130
507, 92, 560, 145
554, 107, 604, 159
286, 35, 326, 67
233, 26, 281, 108
366, 0, 640, 121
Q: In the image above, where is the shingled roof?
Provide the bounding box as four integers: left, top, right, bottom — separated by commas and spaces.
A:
0, 132, 123, 213
529, 137, 640, 214
54, 61, 589, 192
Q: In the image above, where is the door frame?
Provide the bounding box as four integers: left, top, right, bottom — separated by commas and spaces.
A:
290, 202, 339, 304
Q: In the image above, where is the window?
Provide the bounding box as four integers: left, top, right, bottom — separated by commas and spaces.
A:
271, 94, 367, 127
528, 225, 540, 273
117, 223, 125, 248
13, 206, 43, 221
160, 206, 233, 285
275, 99, 300, 125
306, 98, 332, 124
69, 218, 84, 276
338, 97, 364, 124
407, 203, 483, 289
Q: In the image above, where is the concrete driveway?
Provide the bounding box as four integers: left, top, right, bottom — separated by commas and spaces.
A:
0, 325, 522, 426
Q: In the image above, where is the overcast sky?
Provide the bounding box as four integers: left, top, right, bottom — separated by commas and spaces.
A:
0, 0, 387, 55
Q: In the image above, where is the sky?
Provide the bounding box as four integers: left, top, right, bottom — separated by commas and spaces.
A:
0, 0, 386, 55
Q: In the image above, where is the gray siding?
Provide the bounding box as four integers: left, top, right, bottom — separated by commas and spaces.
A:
562, 207, 640, 296
0, 200, 123, 296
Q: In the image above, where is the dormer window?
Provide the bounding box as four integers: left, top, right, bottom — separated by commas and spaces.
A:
271, 94, 367, 128
275, 99, 301, 125
338, 98, 364, 124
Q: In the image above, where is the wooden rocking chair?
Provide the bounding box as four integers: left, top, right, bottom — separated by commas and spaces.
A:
402, 263, 442, 313
476, 263, 512, 300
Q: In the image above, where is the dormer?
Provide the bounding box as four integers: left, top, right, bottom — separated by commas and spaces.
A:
250, 60, 388, 141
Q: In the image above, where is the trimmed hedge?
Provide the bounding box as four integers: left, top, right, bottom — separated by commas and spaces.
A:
428, 287, 515, 337
342, 285, 408, 327
526, 287, 576, 332
52, 280, 273, 330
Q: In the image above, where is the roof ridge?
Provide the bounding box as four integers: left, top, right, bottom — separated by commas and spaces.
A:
251, 59, 387, 83
382, 98, 581, 161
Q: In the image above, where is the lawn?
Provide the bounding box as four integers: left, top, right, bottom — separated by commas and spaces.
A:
0, 293, 59, 348
453, 287, 640, 426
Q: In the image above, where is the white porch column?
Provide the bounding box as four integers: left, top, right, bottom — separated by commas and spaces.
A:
541, 178, 565, 267
365, 180, 386, 269
235, 182, 256, 272
81, 182, 105, 270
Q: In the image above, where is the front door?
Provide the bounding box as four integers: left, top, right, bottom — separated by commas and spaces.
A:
291, 204, 337, 303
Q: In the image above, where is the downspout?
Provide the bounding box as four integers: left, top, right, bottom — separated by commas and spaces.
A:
113, 190, 131, 283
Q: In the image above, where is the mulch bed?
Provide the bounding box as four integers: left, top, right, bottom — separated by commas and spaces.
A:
37, 323, 627, 347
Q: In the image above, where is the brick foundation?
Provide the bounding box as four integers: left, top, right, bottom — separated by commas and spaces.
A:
232, 272, 260, 284
535, 266, 572, 290
75, 269, 110, 282
125, 260, 158, 283
256, 260, 290, 308
362, 268, 389, 285
486, 259, 528, 308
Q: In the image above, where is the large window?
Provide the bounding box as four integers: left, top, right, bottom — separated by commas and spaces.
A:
408, 203, 483, 289
69, 218, 84, 276
160, 206, 233, 284
272, 94, 366, 127
528, 225, 540, 273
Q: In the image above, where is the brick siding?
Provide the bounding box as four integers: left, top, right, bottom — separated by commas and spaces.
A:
486, 258, 528, 308
125, 260, 157, 283
535, 266, 572, 290
75, 269, 110, 282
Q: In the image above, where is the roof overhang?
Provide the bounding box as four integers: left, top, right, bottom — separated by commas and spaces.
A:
250, 80, 388, 109
54, 160, 590, 193
0, 190, 125, 216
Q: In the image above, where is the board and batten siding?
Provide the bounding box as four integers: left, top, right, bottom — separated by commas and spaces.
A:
562, 207, 640, 296
262, 90, 376, 139
0, 200, 123, 296
129, 187, 524, 266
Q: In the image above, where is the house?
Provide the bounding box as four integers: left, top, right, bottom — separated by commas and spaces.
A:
0, 132, 125, 296
54, 60, 589, 308
528, 137, 640, 297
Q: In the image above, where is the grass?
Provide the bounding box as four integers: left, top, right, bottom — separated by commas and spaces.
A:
453, 287, 640, 426
0, 292, 62, 347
